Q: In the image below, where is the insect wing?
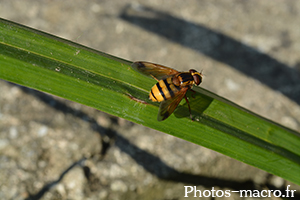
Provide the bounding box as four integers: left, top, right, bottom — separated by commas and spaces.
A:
157, 87, 188, 121
132, 61, 179, 81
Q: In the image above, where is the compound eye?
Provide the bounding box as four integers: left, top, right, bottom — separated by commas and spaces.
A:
189, 69, 196, 74
189, 69, 202, 85
193, 74, 201, 85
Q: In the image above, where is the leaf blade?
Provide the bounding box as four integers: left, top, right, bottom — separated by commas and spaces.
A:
1, 18, 300, 185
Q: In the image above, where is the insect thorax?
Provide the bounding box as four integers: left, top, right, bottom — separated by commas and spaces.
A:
175, 73, 195, 87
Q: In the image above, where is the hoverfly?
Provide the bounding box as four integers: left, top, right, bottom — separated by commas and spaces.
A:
132, 61, 203, 121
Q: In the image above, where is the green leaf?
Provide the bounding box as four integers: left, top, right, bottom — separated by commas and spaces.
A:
1, 18, 300, 185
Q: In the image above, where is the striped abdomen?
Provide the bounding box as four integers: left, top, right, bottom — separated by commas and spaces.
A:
149, 77, 181, 102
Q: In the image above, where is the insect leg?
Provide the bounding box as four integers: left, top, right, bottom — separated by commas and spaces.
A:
190, 89, 196, 98
150, 74, 160, 82
126, 93, 148, 104
184, 95, 193, 120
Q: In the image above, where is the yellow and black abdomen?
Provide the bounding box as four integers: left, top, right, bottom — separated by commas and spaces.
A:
149, 77, 181, 102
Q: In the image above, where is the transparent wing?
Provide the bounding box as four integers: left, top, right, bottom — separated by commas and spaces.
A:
157, 87, 188, 121
132, 61, 179, 81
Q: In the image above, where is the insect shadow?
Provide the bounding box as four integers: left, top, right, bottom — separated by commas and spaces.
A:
173, 90, 213, 120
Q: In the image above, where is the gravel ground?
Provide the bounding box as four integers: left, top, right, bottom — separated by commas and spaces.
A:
1, 1, 300, 200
